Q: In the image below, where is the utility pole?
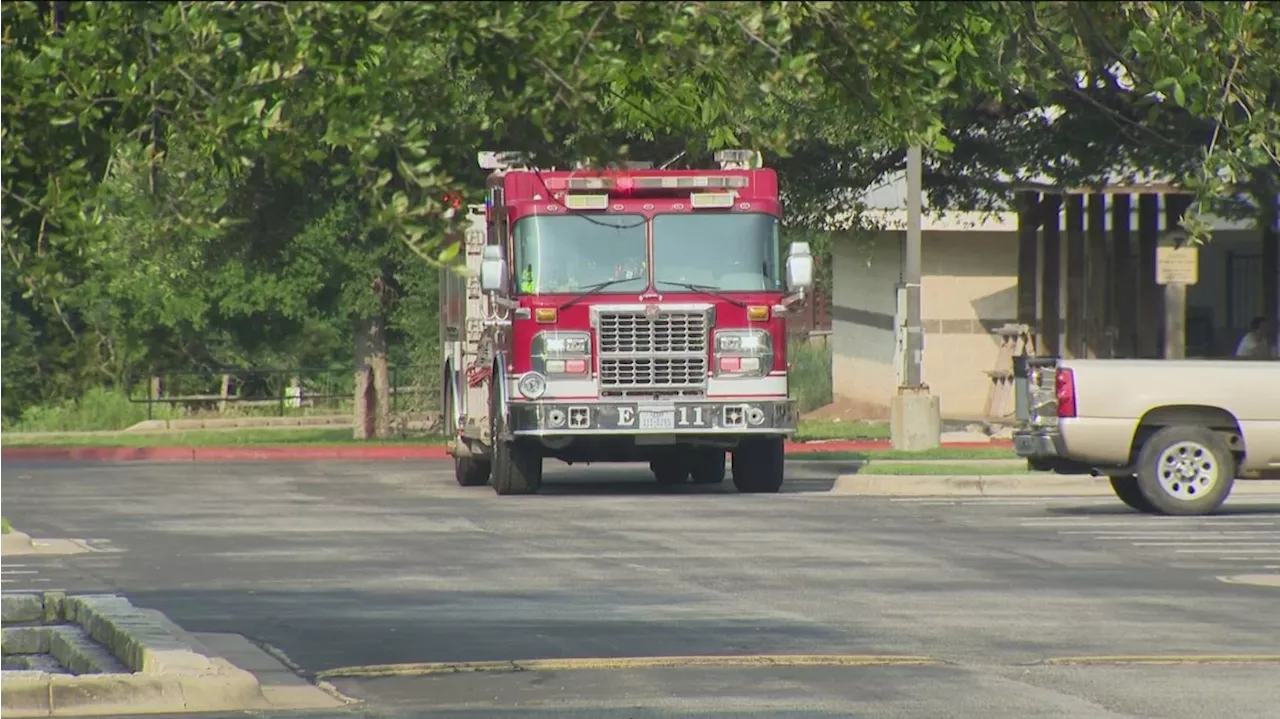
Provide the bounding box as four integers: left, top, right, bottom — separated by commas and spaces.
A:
904, 145, 924, 388
891, 145, 942, 450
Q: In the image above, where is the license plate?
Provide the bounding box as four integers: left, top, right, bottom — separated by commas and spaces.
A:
638, 410, 676, 430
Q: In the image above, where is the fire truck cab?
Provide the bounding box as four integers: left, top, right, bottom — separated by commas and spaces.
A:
440, 149, 813, 495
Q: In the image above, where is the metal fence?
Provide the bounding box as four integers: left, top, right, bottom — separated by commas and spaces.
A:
126, 367, 435, 420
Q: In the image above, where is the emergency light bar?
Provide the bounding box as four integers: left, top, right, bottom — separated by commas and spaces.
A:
714, 149, 763, 170
478, 150, 534, 171
563, 194, 610, 210
546, 175, 749, 191
689, 192, 736, 209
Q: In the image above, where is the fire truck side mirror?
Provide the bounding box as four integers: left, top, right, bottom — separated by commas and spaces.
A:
479, 245, 508, 294
785, 242, 813, 292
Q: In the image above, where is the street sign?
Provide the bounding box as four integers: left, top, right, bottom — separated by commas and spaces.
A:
1155, 244, 1199, 285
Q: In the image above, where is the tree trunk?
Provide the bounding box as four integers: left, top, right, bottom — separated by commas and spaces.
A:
353, 313, 391, 440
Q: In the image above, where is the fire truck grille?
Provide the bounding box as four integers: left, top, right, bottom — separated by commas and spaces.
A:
599, 357, 707, 389
597, 309, 709, 390
597, 311, 709, 354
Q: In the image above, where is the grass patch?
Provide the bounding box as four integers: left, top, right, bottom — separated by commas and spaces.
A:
794, 446, 1017, 461
859, 462, 1030, 476
1, 427, 445, 448
795, 418, 889, 441
788, 339, 832, 414
1, 516, 11, 534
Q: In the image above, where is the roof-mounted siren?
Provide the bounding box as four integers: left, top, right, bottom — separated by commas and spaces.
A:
714, 149, 763, 170
477, 151, 534, 172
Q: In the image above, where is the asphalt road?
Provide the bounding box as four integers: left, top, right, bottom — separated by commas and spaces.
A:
4, 459, 1280, 719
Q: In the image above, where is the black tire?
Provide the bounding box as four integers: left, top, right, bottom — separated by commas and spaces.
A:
650, 457, 689, 485
454, 457, 491, 487
688, 448, 726, 485
1108, 475, 1155, 513
489, 385, 541, 495
731, 437, 785, 493
1135, 425, 1235, 516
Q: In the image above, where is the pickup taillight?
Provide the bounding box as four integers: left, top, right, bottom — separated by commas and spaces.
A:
1055, 368, 1077, 418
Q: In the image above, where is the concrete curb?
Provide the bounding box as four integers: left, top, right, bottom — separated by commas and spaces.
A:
830, 474, 1112, 496
2, 593, 265, 717
830, 474, 1280, 497
1, 440, 1013, 464
1, 528, 97, 558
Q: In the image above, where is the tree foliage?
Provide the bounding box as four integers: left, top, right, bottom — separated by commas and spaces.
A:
3, 1, 1277, 421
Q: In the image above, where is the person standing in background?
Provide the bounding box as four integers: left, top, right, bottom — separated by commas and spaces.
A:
1234, 317, 1278, 359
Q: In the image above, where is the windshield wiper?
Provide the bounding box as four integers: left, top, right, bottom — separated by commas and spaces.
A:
558, 278, 641, 310
655, 281, 747, 308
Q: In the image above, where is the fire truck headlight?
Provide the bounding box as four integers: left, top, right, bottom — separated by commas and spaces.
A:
713, 330, 772, 377
518, 372, 548, 400
533, 331, 592, 375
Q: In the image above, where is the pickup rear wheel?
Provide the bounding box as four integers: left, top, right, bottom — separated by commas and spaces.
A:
1135, 426, 1235, 516
1108, 476, 1155, 513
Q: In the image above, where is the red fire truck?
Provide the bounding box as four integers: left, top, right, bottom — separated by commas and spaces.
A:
439, 149, 814, 495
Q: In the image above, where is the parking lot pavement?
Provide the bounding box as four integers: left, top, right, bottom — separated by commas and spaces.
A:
3, 459, 1279, 718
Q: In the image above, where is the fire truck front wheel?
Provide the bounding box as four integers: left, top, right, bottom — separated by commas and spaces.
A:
492, 438, 543, 495
731, 438, 785, 493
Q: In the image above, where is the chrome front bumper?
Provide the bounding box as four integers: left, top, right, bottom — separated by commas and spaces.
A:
508, 399, 797, 437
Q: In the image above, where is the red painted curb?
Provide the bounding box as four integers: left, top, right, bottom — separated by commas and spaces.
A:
2, 439, 1012, 464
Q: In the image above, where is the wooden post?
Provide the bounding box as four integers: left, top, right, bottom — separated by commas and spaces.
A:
1040, 195, 1063, 357
1016, 193, 1041, 352
1065, 194, 1086, 358
1162, 195, 1194, 359
1086, 193, 1108, 357
1263, 189, 1279, 335
149, 376, 162, 421
1136, 193, 1162, 358
1111, 194, 1135, 357
218, 374, 231, 413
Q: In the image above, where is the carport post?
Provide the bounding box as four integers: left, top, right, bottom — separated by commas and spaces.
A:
890, 145, 941, 451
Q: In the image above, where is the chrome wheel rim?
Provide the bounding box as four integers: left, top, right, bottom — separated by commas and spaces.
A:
1156, 441, 1218, 500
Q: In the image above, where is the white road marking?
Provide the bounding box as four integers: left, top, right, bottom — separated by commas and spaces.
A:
1025, 513, 1280, 573
1133, 542, 1280, 547
1173, 548, 1280, 555
1, 569, 38, 575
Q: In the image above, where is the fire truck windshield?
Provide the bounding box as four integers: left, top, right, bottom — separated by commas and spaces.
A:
652, 213, 783, 292
513, 214, 647, 294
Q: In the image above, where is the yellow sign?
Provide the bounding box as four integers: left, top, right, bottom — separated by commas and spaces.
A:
1155, 245, 1199, 285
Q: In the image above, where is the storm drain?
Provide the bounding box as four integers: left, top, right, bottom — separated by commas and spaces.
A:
1, 591, 265, 717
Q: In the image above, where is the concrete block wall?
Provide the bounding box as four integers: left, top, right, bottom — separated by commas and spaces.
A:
830, 230, 1018, 419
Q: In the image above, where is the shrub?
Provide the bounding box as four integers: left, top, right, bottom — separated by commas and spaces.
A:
788, 338, 832, 414
5, 387, 182, 432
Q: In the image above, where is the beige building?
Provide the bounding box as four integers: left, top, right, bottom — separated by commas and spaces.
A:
828, 178, 1277, 421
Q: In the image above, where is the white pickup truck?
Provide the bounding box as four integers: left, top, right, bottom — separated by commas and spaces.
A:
1012, 357, 1280, 515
